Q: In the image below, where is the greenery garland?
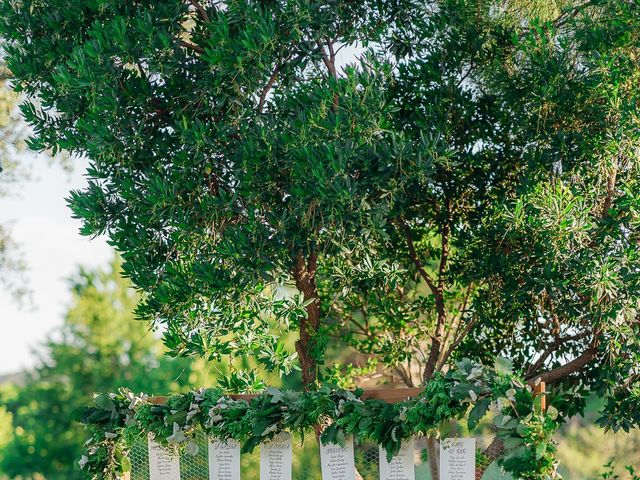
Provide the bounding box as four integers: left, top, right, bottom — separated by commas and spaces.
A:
76, 359, 563, 479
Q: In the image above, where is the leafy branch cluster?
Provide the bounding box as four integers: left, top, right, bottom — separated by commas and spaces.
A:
77, 359, 562, 480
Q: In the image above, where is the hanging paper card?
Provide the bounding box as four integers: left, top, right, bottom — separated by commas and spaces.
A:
320, 435, 356, 480
379, 437, 415, 480
260, 432, 292, 480
209, 439, 241, 480
439, 438, 475, 480
148, 435, 181, 480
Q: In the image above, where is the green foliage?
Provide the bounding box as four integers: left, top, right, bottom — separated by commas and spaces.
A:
600, 461, 640, 480
2, 0, 640, 473
78, 359, 562, 480
0, 257, 198, 480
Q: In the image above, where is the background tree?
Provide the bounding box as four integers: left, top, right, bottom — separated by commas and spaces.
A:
1, 0, 639, 467
0, 257, 199, 480
0, 41, 28, 302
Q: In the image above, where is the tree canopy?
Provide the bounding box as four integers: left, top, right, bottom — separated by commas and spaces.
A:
1, 0, 639, 435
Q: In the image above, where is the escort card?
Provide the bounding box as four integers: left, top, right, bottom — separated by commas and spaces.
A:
148, 435, 181, 480
209, 439, 241, 480
379, 437, 415, 480
439, 438, 475, 480
320, 435, 356, 480
260, 432, 292, 480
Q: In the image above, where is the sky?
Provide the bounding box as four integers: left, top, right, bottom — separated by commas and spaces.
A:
0, 154, 112, 375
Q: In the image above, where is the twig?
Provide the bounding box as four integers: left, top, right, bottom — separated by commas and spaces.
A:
180, 40, 204, 53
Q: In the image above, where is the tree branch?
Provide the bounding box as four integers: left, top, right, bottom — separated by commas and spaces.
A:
293, 249, 321, 388
553, 1, 596, 29
187, 0, 210, 22
258, 65, 279, 113
527, 346, 599, 385
600, 167, 617, 219
437, 200, 451, 289
316, 40, 337, 79
525, 331, 591, 378
424, 201, 452, 380
180, 40, 204, 54
436, 316, 478, 372
397, 217, 447, 381
398, 218, 437, 294
436, 282, 473, 369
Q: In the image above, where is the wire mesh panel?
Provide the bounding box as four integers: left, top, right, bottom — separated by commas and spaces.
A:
129, 431, 512, 480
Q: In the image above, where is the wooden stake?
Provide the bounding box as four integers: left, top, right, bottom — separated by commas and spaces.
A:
533, 380, 547, 413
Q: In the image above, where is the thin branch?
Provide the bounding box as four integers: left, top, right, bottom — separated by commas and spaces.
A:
423, 199, 452, 379
601, 167, 617, 219
553, 1, 595, 29
437, 282, 473, 368
316, 40, 338, 79
187, 0, 210, 22
258, 65, 279, 113
437, 200, 451, 289
348, 316, 373, 339
180, 40, 204, 53
395, 364, 414, 388
397, 218, 438, 295
436, 316, 478, 371
327, 40, 336, 68
457, 283, 473, 324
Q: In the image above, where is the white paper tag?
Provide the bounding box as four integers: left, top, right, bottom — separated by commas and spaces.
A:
260, 432, 292, 480
439, 438, 475, 480
379, 437, 415, 480
148, 435, 181, 480
209, 438, 241, 480
320, 435, 356, 480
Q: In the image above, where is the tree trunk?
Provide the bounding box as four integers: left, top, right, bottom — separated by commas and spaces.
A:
293, 250, 321, 388
426, 437, 440, 480
476, 437, 504, 479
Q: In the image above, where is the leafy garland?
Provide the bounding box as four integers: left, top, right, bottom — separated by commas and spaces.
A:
76, 359, 563, 479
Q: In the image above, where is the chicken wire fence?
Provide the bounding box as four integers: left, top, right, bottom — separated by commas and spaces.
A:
128, 431, 513, 480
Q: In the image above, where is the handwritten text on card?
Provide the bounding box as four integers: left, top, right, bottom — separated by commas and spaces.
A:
439, 438, 476, 480
148, 436, 181, 480
260, 432, 292, 480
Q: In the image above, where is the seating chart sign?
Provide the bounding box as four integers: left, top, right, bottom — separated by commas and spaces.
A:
439, 438, 475, 480
320, 435, 356, 480
209, 439, 241, 480
260, 432, 292, 480
148, 435, 181, 480
379, 437, 415, 480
